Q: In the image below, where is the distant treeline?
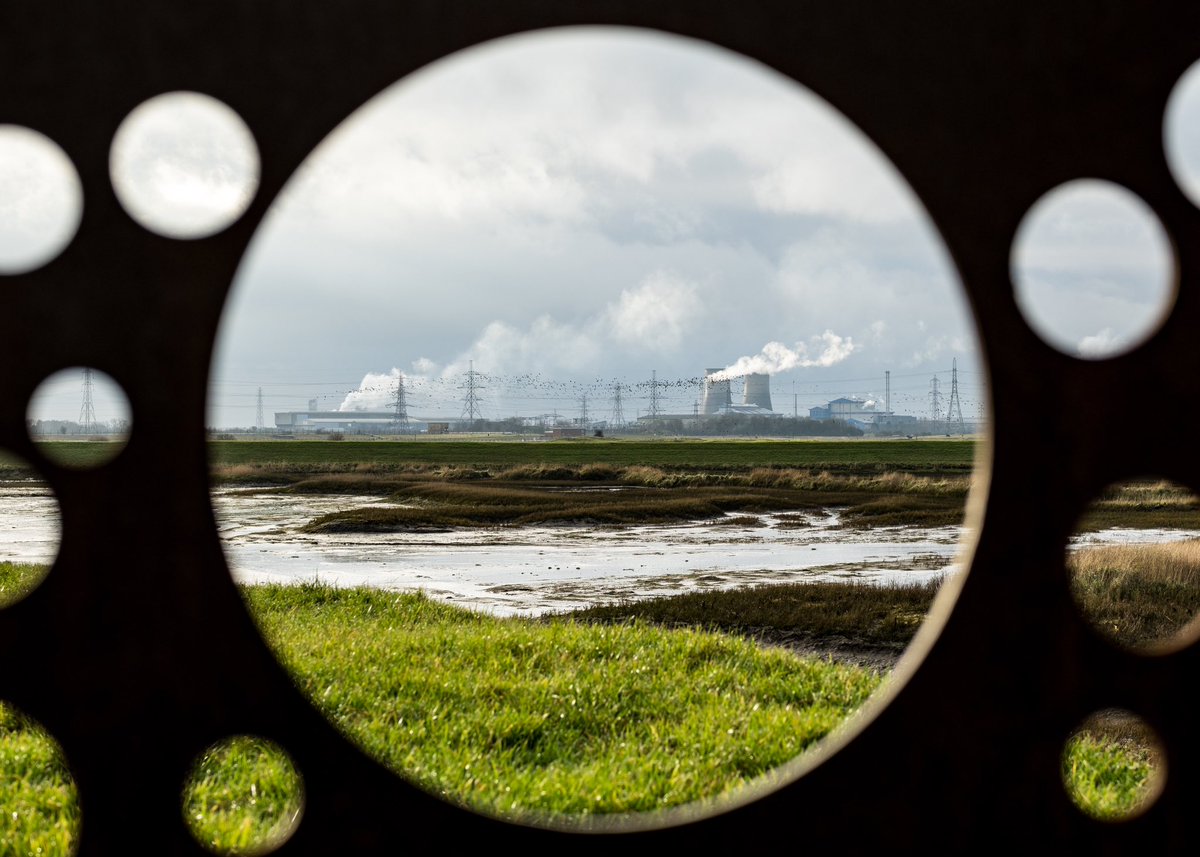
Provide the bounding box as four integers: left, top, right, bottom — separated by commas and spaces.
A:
684, 414, 862, 437
419, 415, 866, 437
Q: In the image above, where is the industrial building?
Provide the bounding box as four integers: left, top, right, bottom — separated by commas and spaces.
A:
808, 396, 879, 423
275, 410, 427, 433
809, 396, 924, 433
699, 369, 776, 418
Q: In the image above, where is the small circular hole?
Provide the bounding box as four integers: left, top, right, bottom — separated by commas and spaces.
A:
110, 92, 259, 239
26, 368, 133, 469
1164, 58, 1200, 209
1068, 478, 1200, 654
1011, 179, 1175, 359
1063, 708, 1165, 821
0, 125, 83, 275
181, 735, 303, 856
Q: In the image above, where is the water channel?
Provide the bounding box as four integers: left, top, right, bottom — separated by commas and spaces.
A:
5, 482, 1198, 617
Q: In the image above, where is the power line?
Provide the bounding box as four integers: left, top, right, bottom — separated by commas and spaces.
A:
79, 368, 97, 435
946, 358, 966, 435
391, 373, 409, 433
610, 382, 625, 427
460, 360, 484, 426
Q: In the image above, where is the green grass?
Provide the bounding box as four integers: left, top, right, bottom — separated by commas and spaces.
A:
0, 562, 48, 608
246, 583, 878, 818
0, 568, 1157, 850
1063, 735, 1157, 820
1063, 710, 1162, 821
182, 736, 304, 855
15, 438, 978, 474
0, 704, 80, 857
206, 439, 977, 474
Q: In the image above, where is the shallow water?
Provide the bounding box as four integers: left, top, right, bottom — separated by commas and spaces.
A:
210, 488, 964, 616
7, 482, 1197, 617
0, 482, 60, 564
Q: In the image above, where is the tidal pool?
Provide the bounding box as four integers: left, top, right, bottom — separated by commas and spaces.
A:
0, 482, 60, 564
9, 482, 1200, 618
211, 488, 963, 616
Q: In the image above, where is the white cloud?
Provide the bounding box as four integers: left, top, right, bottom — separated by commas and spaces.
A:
752, 156, 912, 223
442, 315, 603, 379
605, 271, 702, 352
1076, 328, 1122, 358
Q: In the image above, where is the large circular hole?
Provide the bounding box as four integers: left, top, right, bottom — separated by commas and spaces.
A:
0, 701, 82, 854
0, 125, 82, 275
207, 27, 986, 823
181, 735, 304, 856
0, 451, 62, 607
1068, 478, 1200, 654
109, 91, 259, 240
26, 367, 132, 469
1011, 179, 1175, 360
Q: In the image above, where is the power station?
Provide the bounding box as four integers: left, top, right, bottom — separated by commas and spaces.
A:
266, 361, 975, 436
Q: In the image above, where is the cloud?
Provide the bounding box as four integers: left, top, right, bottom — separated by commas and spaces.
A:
414, 270, 705, 394
1076, 328, 1121, 357
605, 271, 702, 352
442, 315, 604, 379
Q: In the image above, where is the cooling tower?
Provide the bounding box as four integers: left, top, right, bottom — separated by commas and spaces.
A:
701, 368, 732, 415
743, 373, 772, 410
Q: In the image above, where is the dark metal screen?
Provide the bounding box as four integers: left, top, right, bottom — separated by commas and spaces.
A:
1, 2, 1195, 852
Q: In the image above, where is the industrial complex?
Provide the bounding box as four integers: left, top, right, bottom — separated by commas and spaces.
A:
268, 362, 979, 437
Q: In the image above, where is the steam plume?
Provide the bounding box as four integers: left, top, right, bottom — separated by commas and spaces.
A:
710, 331, 857, 380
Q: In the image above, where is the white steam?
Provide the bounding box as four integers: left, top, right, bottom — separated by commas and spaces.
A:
711, 331, 858, 380
339, 368, 405, 411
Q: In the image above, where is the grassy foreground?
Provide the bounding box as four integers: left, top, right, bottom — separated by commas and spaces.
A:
250, 584, 877, 817
1, 569, 1161, 853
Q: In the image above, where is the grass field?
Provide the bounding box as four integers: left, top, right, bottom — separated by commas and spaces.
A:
214, 438, 980, 473
0, 563, 1165, 852
5, 437, 979, 474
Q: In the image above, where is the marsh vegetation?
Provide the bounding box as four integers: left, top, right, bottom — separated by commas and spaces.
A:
2, 443, 1190, 850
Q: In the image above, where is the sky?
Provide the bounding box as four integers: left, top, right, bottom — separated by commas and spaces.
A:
6, 27, 1199, 428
